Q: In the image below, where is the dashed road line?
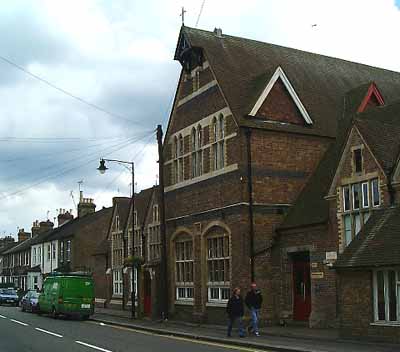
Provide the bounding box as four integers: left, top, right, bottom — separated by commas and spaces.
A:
75, 341, 112, 352
35, 327, 63, 338
10, 319, 28, 326
0, 314, 7, 319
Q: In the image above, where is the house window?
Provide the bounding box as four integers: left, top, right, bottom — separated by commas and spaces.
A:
115, 215, 120, 232
52, 243, 56, 260
113, 269, 123, 295
173, 136, 178, 184
374, 270, 400, 322
207, 234, 230, 302
60, 241, 64, 263
66, 240, 71, 262
191, 126, 203, 179
175, 238, 194, 301
134, 211, 138, 227
354, 148, 363, 173
343, 186, 350, 212
47, 245, 51, 262
38, 247, 41, 264
134, 228, 142, 257
211, 115, 225, 171
33, 248, 37, 266
362, 182, 369, 208
372, 178, 380, 207
148, 225, 161, 261
178, 134, 184, 182
341, 179, 380, 247
130, 268, 138, 299
152, 205, 159, 223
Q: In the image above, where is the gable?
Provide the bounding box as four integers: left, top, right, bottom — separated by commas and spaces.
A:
357, 83, 385, 113
328, 126, 385, 196
254, 77, 305, 125
249, 66, 313, 125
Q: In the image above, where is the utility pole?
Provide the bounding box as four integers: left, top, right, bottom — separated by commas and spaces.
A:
157, 124, 168, 320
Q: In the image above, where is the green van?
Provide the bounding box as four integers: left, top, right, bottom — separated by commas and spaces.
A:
38, 273, 94, 319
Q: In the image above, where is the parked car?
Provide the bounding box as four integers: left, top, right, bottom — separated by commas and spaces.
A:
0, 288, 19, 306
20, 290, 40, 313
38, 273, 94, 320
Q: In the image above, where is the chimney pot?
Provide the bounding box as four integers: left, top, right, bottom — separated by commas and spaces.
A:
214, 27, 223, 38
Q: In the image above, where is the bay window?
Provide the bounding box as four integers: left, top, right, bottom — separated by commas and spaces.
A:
341, 178, 380, 247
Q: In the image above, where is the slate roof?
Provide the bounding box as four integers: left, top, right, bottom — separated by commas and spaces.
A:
180, 26, 400, 138
47, 207, 112, 242
0, 242, 18, 255
280, 98, 400, 230
135, 187, 156, 227
112, 197, 131, 233
335, 207, 400, 268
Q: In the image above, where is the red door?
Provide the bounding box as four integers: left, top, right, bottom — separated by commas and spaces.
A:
144, 271, 152, 317
293, 260, 311, 321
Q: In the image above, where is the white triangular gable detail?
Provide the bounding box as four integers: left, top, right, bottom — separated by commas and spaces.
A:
249, 66, 313, 125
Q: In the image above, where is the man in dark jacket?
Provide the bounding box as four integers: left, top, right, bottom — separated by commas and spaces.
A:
245, 282, 263, 336
226, 287, 245, 337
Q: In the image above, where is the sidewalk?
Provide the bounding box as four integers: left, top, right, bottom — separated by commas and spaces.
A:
92, 308, 399, 352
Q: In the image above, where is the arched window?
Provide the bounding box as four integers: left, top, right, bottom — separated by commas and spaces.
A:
197, 125, 203, 176
178, 134, 184, 182
173, 136, 178, 184
191, 128, 197, 178
218, 114, 225, 169
206, 229, 230, 302
212, 117, 218, 171
175, 234, 194, 301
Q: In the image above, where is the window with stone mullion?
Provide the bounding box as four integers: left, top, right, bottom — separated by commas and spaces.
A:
175, 239, 194, 300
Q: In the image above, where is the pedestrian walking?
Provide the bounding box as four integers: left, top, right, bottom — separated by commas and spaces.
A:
245, 282, 263, 336
226, 287, 245, 338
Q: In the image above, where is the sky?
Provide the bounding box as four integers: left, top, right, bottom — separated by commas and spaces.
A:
1, 0, 400, 237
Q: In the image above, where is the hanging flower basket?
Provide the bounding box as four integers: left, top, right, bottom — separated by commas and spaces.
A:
124, 255, 145, 268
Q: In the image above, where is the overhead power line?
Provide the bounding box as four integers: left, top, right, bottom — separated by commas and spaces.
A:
0, 55, 148, 128
196, 0, 206, 27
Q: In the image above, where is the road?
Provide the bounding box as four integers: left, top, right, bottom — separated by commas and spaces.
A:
0, 305, 262, 352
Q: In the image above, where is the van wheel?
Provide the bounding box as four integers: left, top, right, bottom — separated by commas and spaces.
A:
51, 307, 58, 319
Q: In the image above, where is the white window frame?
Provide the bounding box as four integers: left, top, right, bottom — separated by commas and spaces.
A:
343, 185, 351, 212
206, 234, 230, 303
113, 269, 123, 296
352, 183, 360, 210
175, 239, 194, 302
362, 182, 369, 208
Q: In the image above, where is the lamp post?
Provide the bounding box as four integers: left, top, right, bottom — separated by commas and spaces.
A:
97, 158, 136, 319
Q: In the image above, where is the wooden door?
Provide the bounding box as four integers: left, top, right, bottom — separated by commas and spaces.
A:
293, 260, 311, 321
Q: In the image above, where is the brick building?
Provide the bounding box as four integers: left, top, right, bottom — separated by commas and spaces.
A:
161, 26, 400, 327
106, 187, 160, 318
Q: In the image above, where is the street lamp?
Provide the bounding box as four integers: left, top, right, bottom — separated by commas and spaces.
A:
97, 158, 136, 319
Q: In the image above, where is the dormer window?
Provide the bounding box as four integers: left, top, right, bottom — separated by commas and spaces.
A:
353, 148, 363, 173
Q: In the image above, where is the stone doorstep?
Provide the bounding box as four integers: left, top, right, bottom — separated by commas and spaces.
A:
90, 316, 313, 352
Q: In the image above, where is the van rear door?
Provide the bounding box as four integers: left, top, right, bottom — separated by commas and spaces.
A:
62, 277, 94, 309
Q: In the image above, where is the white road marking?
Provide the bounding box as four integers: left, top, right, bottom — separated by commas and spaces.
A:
75, 341, 112, 352
0, 314, 7, 319
10, 319, 28, 326
99, 322, 106, 326
35, 327, 63, 338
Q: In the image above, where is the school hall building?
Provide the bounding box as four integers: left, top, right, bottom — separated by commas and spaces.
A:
160, 25, 400, 342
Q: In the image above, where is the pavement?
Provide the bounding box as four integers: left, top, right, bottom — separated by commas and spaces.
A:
91, 307, 400, 352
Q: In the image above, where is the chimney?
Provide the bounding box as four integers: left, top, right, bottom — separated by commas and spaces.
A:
0, 236, 15, 249
18, 228, 31, 243
213, 27, 223, 38
58, 209, 74, 227
78, 192, 96, 218
39, 220, 54, 233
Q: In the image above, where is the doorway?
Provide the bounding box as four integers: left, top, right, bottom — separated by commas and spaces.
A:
292, 252, 311, 321
144, 270, 152, 317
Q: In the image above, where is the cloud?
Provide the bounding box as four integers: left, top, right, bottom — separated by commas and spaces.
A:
1, 0, 400, 237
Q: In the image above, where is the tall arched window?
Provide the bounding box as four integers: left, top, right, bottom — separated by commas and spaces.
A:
206, 229, 230, 302
178, 134, 184, 182
218, 114, 225, 169
173, 136, 178, 184
212, 117, 218, 171
175, 234, 194, 301
191, 128, 197, 178
197, 125, 203, 176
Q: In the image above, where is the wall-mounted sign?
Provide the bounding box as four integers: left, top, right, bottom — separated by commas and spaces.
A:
311, 272, 324, 279
326, 251, 337, 261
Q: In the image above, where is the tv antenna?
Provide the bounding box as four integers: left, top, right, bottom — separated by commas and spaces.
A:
195, 0, 206, 28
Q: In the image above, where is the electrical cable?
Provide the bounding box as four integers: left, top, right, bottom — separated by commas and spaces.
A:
0, 55, 148, 128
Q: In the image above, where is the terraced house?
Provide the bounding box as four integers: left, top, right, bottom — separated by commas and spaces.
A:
162, 25, 400, 336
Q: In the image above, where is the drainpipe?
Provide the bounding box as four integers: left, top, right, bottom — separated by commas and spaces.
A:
245, 128, 255, 282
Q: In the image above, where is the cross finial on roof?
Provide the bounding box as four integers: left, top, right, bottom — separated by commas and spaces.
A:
180, 7, 186, 25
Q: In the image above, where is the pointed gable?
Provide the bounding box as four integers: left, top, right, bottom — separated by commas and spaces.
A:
249, 66, 313, 125
357, 82, 385, 113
